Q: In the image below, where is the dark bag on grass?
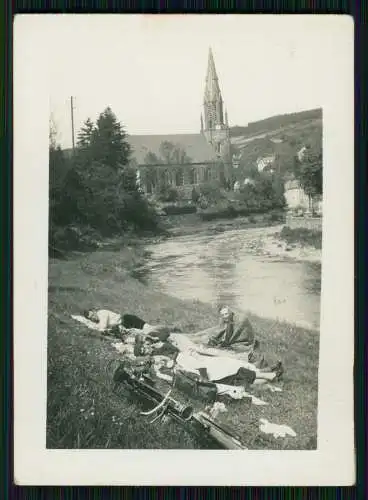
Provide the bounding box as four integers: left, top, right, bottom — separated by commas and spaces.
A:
174, 370, 217, 403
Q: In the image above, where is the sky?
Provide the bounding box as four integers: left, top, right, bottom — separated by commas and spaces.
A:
47, 15, 344, 148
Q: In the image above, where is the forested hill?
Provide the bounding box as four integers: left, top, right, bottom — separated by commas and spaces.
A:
230, 108, 322, 139
230, 108, 322, 180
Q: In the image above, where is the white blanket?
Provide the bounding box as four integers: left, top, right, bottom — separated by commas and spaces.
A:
175, 350, 259, 382
170, 333, 251, 362
72, 315, 103, 331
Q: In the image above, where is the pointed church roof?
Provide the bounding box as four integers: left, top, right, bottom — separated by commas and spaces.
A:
204, 47, 222, 102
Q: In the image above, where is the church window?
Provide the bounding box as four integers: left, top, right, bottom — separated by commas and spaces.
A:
189, 168, 197, 185
175, 168, 184, 186
204, 167, 210, 182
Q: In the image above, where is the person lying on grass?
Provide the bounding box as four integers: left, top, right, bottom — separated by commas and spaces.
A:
132, 331, 284, 386
83, 309, 180, 341
208, 306, 259, 351
177, 350, 284, 386
200, 363, 284, 386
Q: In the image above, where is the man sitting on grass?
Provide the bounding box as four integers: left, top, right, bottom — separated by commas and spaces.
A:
208, 306, 259, 350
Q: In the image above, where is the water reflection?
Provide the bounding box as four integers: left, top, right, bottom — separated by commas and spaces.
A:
145, 227, 321, 330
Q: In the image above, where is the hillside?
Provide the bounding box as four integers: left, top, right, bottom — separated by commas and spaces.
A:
230, 108, 322, 180
230, 108, 322, 139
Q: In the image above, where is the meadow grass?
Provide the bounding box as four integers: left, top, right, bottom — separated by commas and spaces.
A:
279, 226, 322, 249
47, 246, 319, 449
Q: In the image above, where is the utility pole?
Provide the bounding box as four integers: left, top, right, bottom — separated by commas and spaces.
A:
70, 96, 75, 151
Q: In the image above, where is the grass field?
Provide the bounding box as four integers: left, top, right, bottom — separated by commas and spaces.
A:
279, 226, 322, 249
47, 244, 319, 449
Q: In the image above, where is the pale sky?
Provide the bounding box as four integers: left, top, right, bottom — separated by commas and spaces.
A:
47, 15, 345, 148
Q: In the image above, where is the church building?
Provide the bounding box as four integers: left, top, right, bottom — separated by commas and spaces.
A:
128, 48, 233, 196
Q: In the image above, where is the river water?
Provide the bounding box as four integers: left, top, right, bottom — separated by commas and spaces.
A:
144, 225, 321, 330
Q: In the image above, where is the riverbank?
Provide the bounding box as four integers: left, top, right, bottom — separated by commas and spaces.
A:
160, 213, 322, 263
162, 212, 285, 238
47, 245, 319, 450
252, 227, 322, 263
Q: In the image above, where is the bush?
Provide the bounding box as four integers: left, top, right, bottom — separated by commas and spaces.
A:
279, 226, 322, 249
191, 187, 200, 204
158, 186, 179, 203
49, 224, 100, 254
199, 181, 226, 205
198, 205, 238, 221
119, 192, 160, 232
163, 204, 197, 215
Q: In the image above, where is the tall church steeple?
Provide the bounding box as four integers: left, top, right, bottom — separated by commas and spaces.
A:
202, 47, 230, 160
203, 47, 225, 131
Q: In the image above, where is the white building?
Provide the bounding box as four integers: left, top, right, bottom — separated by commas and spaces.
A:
284, 179, 310, 211
256, 155, 276, 172
284, 179, 322, 215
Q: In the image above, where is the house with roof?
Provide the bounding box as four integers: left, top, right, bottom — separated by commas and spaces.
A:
284, 178, 322, 215
128, 48, 233, 197
256, 154, 276, 173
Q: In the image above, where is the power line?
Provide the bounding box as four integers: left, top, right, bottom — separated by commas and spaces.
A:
70, 96, 75, 151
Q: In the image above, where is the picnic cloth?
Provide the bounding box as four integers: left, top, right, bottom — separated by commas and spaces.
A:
170, 333, 253, 363
259, 418, 297, 438
72, 314, 281, 397
175, 350, 260, 382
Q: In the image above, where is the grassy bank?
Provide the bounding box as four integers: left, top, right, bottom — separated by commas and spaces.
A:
279, 226, 322, 250
47, 246, 319, 450
162, 212, 285, 238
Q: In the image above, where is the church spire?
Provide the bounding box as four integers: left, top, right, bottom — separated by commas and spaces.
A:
203, 47, 224, 131
204, 47, 221, 103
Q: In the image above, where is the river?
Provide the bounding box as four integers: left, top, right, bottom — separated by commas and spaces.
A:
144, 225, 321, 331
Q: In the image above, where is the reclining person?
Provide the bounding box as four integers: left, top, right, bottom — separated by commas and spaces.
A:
121, 313, 177, 341
83, 309, 179, 341
176, 348, 284, 386
208, 306, 258, 350
83, 309, 124, 337
200, 363, 284, 386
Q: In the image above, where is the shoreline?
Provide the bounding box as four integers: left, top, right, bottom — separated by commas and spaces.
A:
159, 213, 322, 263
97, 214, 322, 265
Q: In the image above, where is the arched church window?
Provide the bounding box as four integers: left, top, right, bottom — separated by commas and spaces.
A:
204, 167, 210, 182
189, 168, 197, 185
164, 169, 171, 186
175, 167, 184, 186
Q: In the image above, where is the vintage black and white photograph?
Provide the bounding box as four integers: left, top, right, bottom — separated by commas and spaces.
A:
46, 15, 324, 452
14, 14, 354, 485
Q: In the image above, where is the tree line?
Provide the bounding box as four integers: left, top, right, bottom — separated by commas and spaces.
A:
49, 107, 159, 253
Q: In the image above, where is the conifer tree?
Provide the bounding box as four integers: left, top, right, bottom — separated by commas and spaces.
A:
91, 107, 131, 169
77, 118, 95, 149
